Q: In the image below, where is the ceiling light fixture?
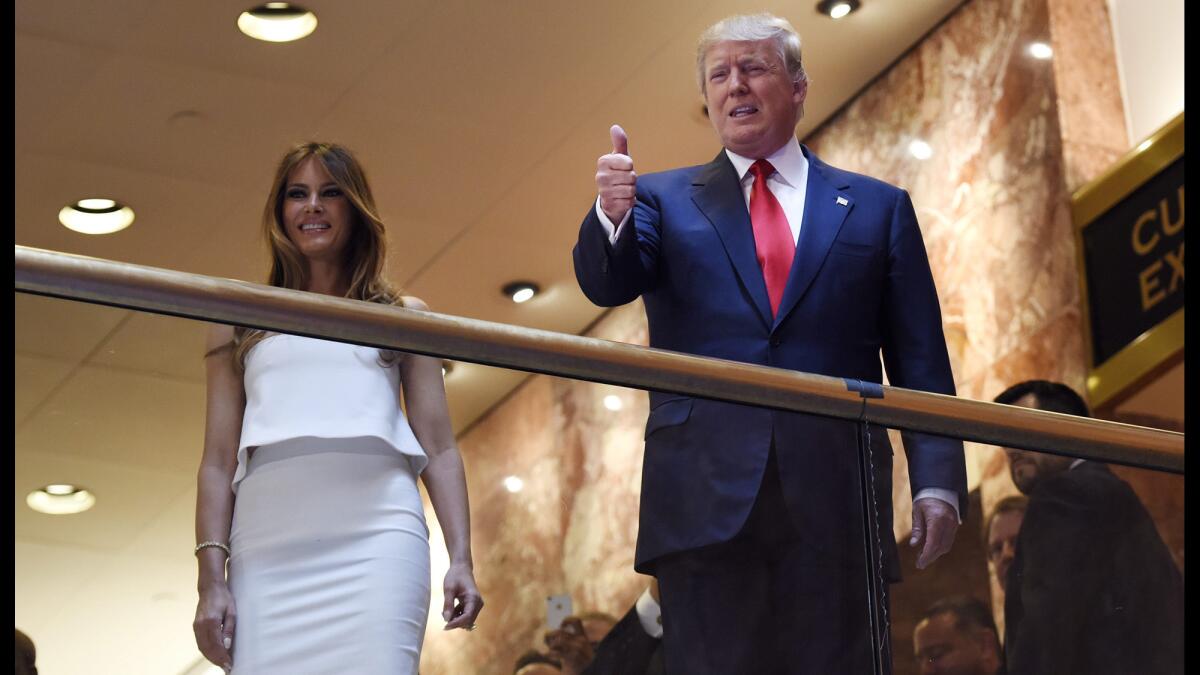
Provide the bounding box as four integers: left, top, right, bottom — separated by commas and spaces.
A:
26, 484, 96, 515
816, 0, 861, 19
502, 281, 540, 304
58, 198, 135, 235
237, 3, 318, 43
1028, 42, 1053, 60
503, 476, 524, 493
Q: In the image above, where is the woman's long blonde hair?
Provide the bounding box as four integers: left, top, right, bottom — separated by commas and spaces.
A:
229, 142, 404, 369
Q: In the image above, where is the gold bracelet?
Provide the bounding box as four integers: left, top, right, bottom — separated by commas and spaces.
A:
194, 541, 231, 557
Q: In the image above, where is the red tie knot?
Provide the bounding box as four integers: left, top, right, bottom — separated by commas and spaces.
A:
750, 159, 776, 182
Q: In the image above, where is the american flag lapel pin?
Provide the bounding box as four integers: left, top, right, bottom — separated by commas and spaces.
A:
836, 196, 849, 206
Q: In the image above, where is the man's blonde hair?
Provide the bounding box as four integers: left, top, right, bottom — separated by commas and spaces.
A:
695, 13, 807, 95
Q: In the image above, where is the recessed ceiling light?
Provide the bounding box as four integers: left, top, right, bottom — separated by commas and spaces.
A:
58, 198, 135, 235
237, 3, 318, 43
908, 139, 933, 160
603, 395, 624, 411
503, 476, 524, 493
817, 0, 861, 19
1028, 42, 1053, 59
502, 281, 540, 304
27, 484, 96, 515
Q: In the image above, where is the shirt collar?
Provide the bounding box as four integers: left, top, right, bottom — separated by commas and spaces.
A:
726, 137, 808, 189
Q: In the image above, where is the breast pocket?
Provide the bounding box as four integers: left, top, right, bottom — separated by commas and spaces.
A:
644, 397, 694, 439
830, 240, 877, 258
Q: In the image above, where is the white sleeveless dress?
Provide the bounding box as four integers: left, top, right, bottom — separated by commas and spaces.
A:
228, 334, 431, 674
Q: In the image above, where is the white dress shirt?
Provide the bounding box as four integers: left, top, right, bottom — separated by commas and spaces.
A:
594, 139, 960, 522
634, 586, 663, 639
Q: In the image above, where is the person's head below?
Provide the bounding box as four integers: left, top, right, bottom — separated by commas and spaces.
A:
513, 649, 561, 675
696, 13, 808, 159
913, 596, 1002, 675
15, 628, 38, 675
261, 141, 394, 299
575, 610, 619, 647
993, 379, 1090, 494
984, 494, 1027, 594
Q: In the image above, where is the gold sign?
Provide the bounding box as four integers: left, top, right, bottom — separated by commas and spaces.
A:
1072, 113, 1184, 409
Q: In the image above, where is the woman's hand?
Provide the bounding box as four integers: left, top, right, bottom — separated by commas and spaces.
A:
193, 582, 236, 672
441, 562, 484, 631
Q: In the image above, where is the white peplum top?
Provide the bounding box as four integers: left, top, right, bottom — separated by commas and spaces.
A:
232, 333, 429, 492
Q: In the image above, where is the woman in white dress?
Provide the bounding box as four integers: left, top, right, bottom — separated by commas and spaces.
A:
192, 142, 483, 673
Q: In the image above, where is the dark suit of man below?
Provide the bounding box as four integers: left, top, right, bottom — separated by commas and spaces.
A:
1004, 461, 1183, 674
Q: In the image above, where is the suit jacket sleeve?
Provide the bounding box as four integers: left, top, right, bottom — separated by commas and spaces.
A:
573, 191, 662, 307
880, 189, 967, 513
582, 606, 661, 675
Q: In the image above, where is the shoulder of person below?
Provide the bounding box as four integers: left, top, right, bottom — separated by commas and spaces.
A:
1034, 463, 1134, 511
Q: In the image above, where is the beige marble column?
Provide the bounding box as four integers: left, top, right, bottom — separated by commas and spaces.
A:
1046, 0, 1130, 193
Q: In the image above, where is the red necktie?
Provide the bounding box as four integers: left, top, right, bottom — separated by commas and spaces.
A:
749, 159, 795, 316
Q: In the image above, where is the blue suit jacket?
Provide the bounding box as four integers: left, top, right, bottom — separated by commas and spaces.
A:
573, 145, 967, 577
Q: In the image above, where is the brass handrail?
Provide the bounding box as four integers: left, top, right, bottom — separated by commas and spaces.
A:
14, 245, 1184, 474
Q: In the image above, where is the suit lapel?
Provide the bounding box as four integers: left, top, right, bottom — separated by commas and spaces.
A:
690, 152, 772, 328
773, 147, 853, 329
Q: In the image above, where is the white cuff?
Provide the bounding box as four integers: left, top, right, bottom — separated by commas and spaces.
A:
634, 586, 663, 639
595, 196, 631, 245
913, 488, 962, 524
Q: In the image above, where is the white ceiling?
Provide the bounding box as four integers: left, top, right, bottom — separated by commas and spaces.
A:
15, 1, 996, 672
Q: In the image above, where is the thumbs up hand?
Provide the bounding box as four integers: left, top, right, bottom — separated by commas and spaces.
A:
596, 124, 637, 224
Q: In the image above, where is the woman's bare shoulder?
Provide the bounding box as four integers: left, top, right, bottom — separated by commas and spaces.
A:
401, 295, 429, 311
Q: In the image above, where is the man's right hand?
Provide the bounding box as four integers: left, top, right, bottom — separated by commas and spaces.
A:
596, 124, 637, 224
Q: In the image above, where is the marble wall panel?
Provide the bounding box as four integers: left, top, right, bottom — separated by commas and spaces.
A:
803, 0, 1089, 658
808, 0, 1080, 394
1046, 0, 1130, 192
419, 302, 651, 675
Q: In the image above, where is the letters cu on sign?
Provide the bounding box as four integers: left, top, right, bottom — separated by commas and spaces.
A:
1131, 185, 1184, 311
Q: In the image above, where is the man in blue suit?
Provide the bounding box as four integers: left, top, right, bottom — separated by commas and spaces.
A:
572, 13, 967, 674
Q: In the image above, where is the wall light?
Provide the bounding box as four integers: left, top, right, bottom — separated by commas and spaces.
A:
58, 198, 135, 235
503, 476, 524, 493
603, 395, 623, 411
908, 139, 933, 160
502, 281, 540, 304
816, 0, 861, 19
1028, 42, 1053, 60
27, 484, 96, 515
237, 3, 318, 43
